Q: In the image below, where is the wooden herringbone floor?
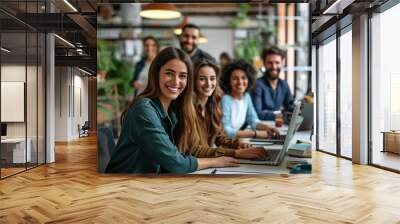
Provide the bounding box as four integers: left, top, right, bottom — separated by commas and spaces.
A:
1, 135, 400, 224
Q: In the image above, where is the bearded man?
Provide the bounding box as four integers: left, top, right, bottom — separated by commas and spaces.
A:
251, 47, 294, 121
179, 23, 216, 64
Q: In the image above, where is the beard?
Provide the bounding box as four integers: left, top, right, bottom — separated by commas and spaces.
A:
181, 42, 197, 55
264, 68, 280, 80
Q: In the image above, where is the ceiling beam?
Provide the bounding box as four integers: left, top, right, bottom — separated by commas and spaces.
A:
67, 13, 96, 40
55, 55, 96, 71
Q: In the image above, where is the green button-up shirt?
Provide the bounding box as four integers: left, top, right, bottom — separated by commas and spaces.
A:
106, 97, 198, 174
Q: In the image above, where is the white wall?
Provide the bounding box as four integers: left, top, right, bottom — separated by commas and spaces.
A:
72, 73, 89, 138
1, 65, 26, 139
54, 67, 89, 141
55, 66, 68, 141
1, 65, 38, 137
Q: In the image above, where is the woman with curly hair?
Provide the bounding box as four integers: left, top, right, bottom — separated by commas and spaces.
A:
220, 59, 279, 139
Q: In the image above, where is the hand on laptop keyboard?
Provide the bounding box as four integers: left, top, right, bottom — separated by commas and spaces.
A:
266, 127, 280, 138
237, 141, 251, 149
234, 147, 269, 160
270, 134, 285, 141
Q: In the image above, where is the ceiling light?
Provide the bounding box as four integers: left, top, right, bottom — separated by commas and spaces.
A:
174, 16, 188, 35
140, 3, 181, 20
63, 0, 78, 12
1, 47, 11, 53
174, 28, 182, 35
199, 33, 208, 44
54, 34, 75, 48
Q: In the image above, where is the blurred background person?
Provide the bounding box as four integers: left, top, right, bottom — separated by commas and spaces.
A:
132, 36, 159, 96
98, 4, 122, 24
219, 52, 232, 71
179, 24, 216, 64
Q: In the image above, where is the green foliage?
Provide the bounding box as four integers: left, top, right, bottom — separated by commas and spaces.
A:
234, 37, 261, 64
229, 3, 250, 28
230, 3, 277, 63
97, 40, 116, 72
97, 40, 134, 127
107, 58, 134, 96
259, 22, 277, 47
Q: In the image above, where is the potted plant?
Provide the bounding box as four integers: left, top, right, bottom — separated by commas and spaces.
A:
97, 40, 134, 136
230, 3, 277, 65
97, 40, 115, 81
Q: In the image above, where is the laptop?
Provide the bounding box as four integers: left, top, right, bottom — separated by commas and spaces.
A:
249, 110, 300, 145
239, 102, 303, 166
249, 136, 286, 145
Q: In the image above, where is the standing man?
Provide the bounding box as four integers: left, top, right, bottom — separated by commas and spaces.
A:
179, 23, 216, 64
251, 47, 294, 121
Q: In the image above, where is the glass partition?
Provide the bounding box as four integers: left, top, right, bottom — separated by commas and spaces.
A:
317, 36, 337, 155
0, 0, 46, 179
339, 28, 352, 158
38, 32, 45, 165
0, 9, 28, 177
27, 30, 38, 169
370, 3, 400, 171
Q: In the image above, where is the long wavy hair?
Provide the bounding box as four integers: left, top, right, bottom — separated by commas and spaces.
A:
122, 47, 202, 152
193, 59, 223, 145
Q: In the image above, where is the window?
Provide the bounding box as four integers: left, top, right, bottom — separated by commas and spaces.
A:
339, 28, 352, 158
317, 36, 337, 154
370, 3, 400, 171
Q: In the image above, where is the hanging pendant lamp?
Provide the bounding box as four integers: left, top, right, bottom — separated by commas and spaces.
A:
140, 3, 181, 20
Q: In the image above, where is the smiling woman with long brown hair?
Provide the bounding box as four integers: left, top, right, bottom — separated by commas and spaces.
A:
106, 47, 239, 174
178, 59, 267, 160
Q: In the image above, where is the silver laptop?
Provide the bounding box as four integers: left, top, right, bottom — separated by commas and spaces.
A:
239, 102, 303, 166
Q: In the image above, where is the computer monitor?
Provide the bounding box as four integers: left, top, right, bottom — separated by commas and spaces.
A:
1, 123, 7, 137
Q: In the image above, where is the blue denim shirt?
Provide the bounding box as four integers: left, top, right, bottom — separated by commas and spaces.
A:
251, 78, 295, 121
106, 97, 198, 174
221, 92, 260, 138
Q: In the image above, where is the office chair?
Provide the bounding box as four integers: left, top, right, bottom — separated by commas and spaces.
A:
82, 121, 90, 131
79, 121, 90, 138
97, 127, 116, 173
